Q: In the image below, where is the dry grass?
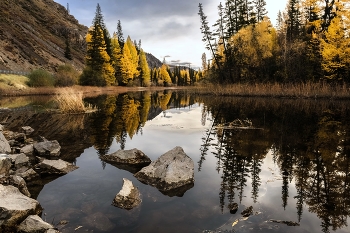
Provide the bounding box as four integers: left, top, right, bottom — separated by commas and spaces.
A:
0, 74, 29, 91
189, 82, 350, 99
54, 88, 86, 113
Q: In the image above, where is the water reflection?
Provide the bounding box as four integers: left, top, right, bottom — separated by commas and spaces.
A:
199, 97, 350, 233
1, 93, 350, 232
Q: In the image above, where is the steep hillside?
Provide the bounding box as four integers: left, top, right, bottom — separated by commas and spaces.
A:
0, 0, 88, 72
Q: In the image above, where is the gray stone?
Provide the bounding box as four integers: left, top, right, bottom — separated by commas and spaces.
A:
0, 185, 42, 228
15, 153, 30, 169
21, 126, 34, 136
112, 178, 142, 210
0, 155, 12, 176
35, 159, 78, 175
101, 148, 151, 165
0, 175, 31, 197
20, 144, 34, 156
134, 146, 194, 192
17, 215, 55, 233
33, 140, 61, 159
0, 124, 4, 131
0, 132, 11, 154
17, 168, 39, 182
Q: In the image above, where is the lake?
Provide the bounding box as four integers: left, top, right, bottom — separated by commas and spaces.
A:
1, 91, 350, 233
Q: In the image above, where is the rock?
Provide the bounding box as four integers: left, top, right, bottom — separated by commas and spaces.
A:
112, 178, 142, 210
228, 202, 239, 214
0, 175, 31, 197
20, 144, 34, 156
35, 159, 78, 175
0, 185, 42, 229
0, 124, 4, 131
0, 132, 11, 154
21, 126, 34, 136
33, 140, 61, 159
81, 212, 115, 232
101, 148, 151, 165
17, 168, 40, 182
241, 206, 253, 217
100, 148, 151, 173
134, 146, 194, 194
16, 154, 30, 168
17, 215, 56, 233
269, 219, 300, 226
0, 154, 12, 176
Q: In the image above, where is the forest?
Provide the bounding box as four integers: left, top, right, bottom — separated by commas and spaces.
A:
79, 4, 202, 87
199, 0, 350, 84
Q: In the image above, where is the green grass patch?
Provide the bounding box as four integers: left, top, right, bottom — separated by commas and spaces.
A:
0, 74, 29, 90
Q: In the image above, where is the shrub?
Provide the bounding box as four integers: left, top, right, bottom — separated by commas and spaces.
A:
27, 69, 54, 87
54, 64, 79, 87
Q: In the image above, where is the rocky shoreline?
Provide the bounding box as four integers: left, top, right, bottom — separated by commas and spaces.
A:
1, 123, 196, 232
0, 124, 77, 233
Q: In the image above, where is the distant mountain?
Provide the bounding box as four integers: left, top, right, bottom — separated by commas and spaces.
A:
0, 0, 88, 72
145, 53, 163, 69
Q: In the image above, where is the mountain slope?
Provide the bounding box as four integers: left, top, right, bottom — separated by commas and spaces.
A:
0, 0, 88, 72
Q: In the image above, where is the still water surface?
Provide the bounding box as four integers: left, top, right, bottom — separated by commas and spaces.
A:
3, 91, 350, 233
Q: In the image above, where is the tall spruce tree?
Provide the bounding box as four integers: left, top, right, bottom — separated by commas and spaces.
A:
117, 20, 125, 49
80, 4, 115, 86
253, 0, 268, 23
286, 0, 302, 41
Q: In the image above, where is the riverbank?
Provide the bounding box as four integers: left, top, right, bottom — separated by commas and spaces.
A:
189, 82, 350, 99
1, 74, 349, 99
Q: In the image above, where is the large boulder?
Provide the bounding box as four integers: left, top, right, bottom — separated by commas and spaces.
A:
33, 140, 61, 159
0, 185, 42, 230
17, 215, 56, 233
35, 159, 78, 175
100, 149, 151, 173
112, 178, 141, 210
134, 147, 194, 194
0, 154, 12, 176
0, 132, 11, 154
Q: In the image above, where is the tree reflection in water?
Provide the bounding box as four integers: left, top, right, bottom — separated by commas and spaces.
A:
83, 92, 350, 233
199, 97, 350, 233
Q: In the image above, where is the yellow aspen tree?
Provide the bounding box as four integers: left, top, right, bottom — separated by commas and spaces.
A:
138, 49, 151, 86
126, 36, 139, 79
159, 64, 172, 86
320, 1, 350, 80
120, 44, 134, 85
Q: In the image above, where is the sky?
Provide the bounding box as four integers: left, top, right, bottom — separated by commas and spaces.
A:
54, 0, 288, 69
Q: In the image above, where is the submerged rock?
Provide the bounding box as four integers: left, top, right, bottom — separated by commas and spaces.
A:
33, 140, 61, 159
228, 202, 239, 214
0, 185, 42, 229
112, 178, 141, 210
241, 206, 253, 217
268, 219, 300, 226
0, 132, 11, 154
17, 215, 56, 233
100, 148, 151, 173
35, 159, 78, 175
134, 146, 194, 195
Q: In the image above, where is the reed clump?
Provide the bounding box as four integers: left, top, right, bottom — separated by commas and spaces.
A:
189, 82, 350, 99
54, 88, 86, 113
